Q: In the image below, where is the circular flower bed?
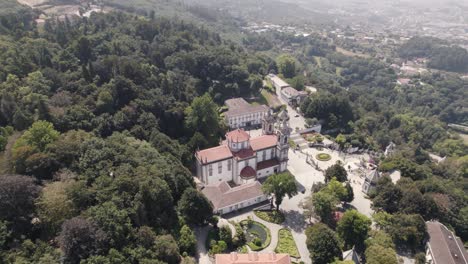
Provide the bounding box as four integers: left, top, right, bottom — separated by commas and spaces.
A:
316, 153, 331, 161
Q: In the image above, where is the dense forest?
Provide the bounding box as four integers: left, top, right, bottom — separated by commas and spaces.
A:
0, 3, 277, 262
0, 0, 467, 263
398, 36, 468, 72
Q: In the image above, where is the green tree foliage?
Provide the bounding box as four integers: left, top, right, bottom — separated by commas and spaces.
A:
178, 188, 213, 225
179, 225, 196, 256
324, 163, 348, 182
0, 175, 40, 235
58, 217, 108, 264
276, 54, 297, 78
305, 223, 342, 264
301, 93, 353, 130
337, 210, 372, 251
262, 172, 298, 211
365, 231, 398, 264
398, 36, 468, 72
184, 94, 223, 146
14, 121, 59, 152
311, 191, 338, 225
88, 201, 134, 249
36, 181, 77, 237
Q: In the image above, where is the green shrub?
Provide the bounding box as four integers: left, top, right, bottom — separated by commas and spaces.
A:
275, 228, 300, 258
254, 210, 285, 224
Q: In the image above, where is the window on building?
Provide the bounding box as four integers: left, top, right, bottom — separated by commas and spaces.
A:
218, 162, 222, 173
262, 150, 266, 160
227, 160, 232, 171
208, 164, 213, 176
271, 148, 275, 157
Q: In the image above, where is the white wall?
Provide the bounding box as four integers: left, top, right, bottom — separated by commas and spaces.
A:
217, 194, 268, 215
202, 159, 233, 185
255, 147, 275, 163
228, 111, 267, 128
257, 166, 279, 178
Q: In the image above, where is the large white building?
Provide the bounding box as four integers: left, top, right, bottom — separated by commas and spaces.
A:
196, 110, 292, 214
224, 98, 269, 129
267, 74, 307, 106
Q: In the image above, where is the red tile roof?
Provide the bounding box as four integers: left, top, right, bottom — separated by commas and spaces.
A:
233, 147, 255, 160
202, 181, 265, 211
216, 253, 291, 264
250, 135, 278, 151
196, 145, 232, 164
257, 159, 280, 170
240, 166, 256, 179
226, 129, 250, 142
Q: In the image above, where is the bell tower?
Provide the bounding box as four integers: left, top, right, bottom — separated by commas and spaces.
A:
262, 109, 275, 135
276, 109, 291, 172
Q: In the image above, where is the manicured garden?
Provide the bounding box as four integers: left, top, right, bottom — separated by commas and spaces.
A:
275, 228, 300, 258
316, 153, 331, 161
240, 219, 271, 251
254, 210, 285, 224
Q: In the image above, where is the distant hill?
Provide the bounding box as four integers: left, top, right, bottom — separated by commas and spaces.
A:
0, 0, 30, 14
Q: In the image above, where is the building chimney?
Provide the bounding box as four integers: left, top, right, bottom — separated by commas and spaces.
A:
230, 252, 238, 261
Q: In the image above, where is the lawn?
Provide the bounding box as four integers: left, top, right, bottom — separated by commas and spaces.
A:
275, 228, 300, 258
261, 89, 282, 109
240, 220, 271, 251
316, 153, 331, 161
254, 210, 285, 224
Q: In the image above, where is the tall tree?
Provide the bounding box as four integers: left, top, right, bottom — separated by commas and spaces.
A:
178, 188, 213, 225
184, 94, 222, 146
276, 54, 296, 78
179, 225, 196, 256
58, 217, 108, 264
306, 223, 342, 264
0, 175, 40, 234
13, 120, 59, 152
337, 210, 372, 251
324, 163, 348, 182
312, 191, 338, 224
262, 172, 298, 211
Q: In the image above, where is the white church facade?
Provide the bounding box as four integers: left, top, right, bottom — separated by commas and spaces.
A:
195, 110, 292, 214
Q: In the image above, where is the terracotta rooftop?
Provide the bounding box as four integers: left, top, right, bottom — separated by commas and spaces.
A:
250, 135, 278, 151
225, 98, 250, 109
202, 181, 265, 211
215, 252, 291, 264
224, 98, 269, 118
426, 221, 468, 264
257, 159, 280, 170
233, 147, 255, 160
240, 166, 256, 179
226, 129, 250, 143
196, 145, 233, 164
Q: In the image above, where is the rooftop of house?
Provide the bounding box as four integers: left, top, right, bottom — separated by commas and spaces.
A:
197, 133, 278, 165
226, 129, 251, 143
281, 86, 300, 97
268, 74, 291, 88
196, 145, 233, 164
224, 98, 269, 118
426, 221, 468, 264
250, 135, 278, 151
202, 181, 264, 211
215, 253, 291, 264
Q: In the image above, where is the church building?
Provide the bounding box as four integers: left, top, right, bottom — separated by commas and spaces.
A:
195, 110, 292, 214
